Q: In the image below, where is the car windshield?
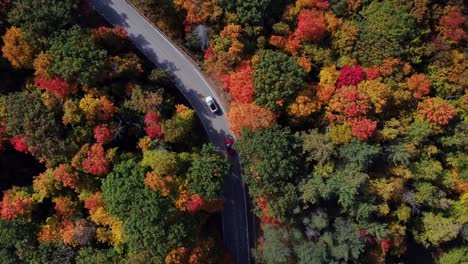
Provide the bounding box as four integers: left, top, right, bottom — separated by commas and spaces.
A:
209, 101, 216, 110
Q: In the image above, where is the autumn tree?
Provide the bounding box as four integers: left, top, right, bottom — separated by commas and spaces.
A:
221, 62, 254, 103
53, 164, 80, 190
124, 86, 164, 114
34, 76, 77, 99
438, 6, 466, 44
82, 144, 110, 176
407, 73, 431, 100
47, 26, 107, 86
1, 26, 34, 69
10, 135, 29, 154
92, 26, 128, 54
206, 24, 245, 75
288, 94, 321, 118
0, 187, 33, 220
144, 111, 164, 139
295, 9, 327, 42
253, 50, 305, 110
62, 219, 96, 247
33, 52, 52, 78
79, 94, 117, 124
93, 124, 113, 145
417, 97, 456, 126
161, 104, 195, 143
141, 149, 180, 176
188, 144, 231, 200
105, 53, 143, 79
173, 0, 222, 31
336, 65, 365, 88
226, 103, 276, 137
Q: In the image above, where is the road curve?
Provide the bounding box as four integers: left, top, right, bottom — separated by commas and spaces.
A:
87, 0, 251, 263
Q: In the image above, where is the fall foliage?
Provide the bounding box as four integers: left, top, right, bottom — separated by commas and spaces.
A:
295, 9, 327, 42
1, 26, 34, 69
82, 144, 110, 176
226, 103, 276, 136
417, 97, 456, 126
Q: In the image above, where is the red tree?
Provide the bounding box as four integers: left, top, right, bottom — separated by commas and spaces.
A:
328, 85, 371, 122
439, 6, 466, 43
10, 135, 29, 153
144, 111, 164, 139
0, 122, 6, 152
407, 73, 431, 99
53, 164, 80, 190
82, 144, 110, 176
295, 9, 327, 42
418, 97, 456, 125
336, 65, 366, 88
284, 35, 301, 56
365, 67, 380, 80
35, 76, 77, 99
221, 62, 254, 103
186, 194, 223, 214
84, 192, 106, 214
53, 196, 77, 219
348, 117, 377, 141
92, 26, 128, 52
94, 124, 113, 145
0, 188, 33, 220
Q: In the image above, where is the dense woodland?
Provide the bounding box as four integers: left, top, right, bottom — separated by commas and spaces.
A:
130, 0, 467, 263
0, 0, 466, 263
0, 0, 232, 263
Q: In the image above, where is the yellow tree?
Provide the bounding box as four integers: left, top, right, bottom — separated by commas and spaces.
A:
33, 52, 52, 78
1, 26, 34, 69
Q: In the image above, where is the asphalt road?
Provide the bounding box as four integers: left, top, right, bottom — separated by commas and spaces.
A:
87, 0, 251, 263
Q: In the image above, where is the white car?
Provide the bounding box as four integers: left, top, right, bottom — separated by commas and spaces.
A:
205, 96, 218, 113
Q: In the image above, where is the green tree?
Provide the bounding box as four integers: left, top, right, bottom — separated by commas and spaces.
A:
0, 219, 37, 263
253, 50, 305, 110
188, 144, 231, 200
438, 246, 468, 264
354, 0, 418, 66
76, 247, 122, 264
4, 91, 72, 165
141, 149, 180, 176
47, 26, 107, 86
293, 217, 365, 264
338, 138, 382, 169
236, 125, 300, 199
258, 225, 293, 263
414, 212, 462, 248
235, 0, 271, 26
8, 0, 78, 40
161, 105, 196, 144
301, 129, 335, 165
102, 159, 193, 259
236, 125, 300, 218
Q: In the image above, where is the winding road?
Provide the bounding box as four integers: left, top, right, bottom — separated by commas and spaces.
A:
88, 0, 251, 263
